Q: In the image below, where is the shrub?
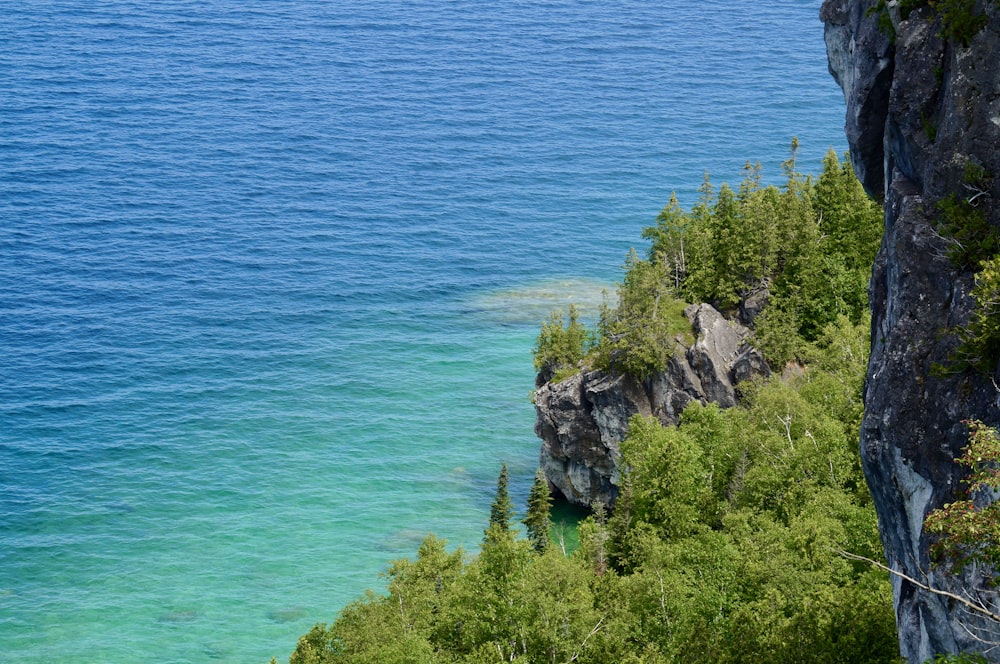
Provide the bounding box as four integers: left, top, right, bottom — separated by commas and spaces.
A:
593, 252, 692, 378
925, 421, 1000, 572
533, 304, 593, 378
939, 0, 988, 46
953, 256, 1000, 375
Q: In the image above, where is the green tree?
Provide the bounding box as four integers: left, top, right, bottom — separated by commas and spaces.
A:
288, 624, 338, 664
486, 463, 514, 542
594, 250, 691, 378
447, 526, 533, 660
642, 193, 693, 290
533, 304, 593, 381
753, 148, 880, 362
936, 192, 998, 269
925, 420, 1000, 572
578, 500, 611, 576
631, 144, 880, 367
953, 256, 1000, 374
706, 182, 745, 308
814, 149, 883, 273
675, 172, 718, 305
287, 535, 464, 664
737, 162, 781, 287
523, 468, 553, 554
518, 551, 604, 663
618, 414, 710, 540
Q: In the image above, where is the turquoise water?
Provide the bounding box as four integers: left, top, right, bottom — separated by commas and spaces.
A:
1, 1, 846, 661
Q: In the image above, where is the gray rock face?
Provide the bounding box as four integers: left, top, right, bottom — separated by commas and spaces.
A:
823, 2, 1000, 660
738, 283, 770, 327
822, 0, 895, 200
534, 304, 769, 508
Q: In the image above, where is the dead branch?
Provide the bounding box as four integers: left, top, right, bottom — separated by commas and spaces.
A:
837, 549, 1000, 624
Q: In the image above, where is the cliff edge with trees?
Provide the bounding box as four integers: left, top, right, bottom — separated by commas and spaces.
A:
533, 148, 880, 511
281, 149, 903, 663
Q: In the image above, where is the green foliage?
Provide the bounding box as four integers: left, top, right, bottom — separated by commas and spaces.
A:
923, 111, 939, 142
925, 654, 990, 664
289, 624, 339, 664
925, 420, 1000, 572
532, 304, 593, 380
541, 146, 879, 374
867, 0, 989, 46
449, 529, 535, 659
814, 149, 884, 274
934, 161, 1000, 375
938, 0, 988, 46
523, 468, 553, 554
577, 500, 611, 575
617, 414, 713, 539
593, 250, 691, 377
952, 256, 1000, 374
755, 148, 880, 358
590, 314, 893, 663
487, 463, 514, 542
551, 316, 886, 660
287, 323, 896, 664
640, 146, 880, 366
752, 302, 808, 368
867, 0, 900, 39
642, 192, 694, 290
936, 192, 998, 269
288, 535, 465, 664
964, 161, 991, 190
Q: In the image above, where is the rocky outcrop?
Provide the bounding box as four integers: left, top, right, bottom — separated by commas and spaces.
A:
822, 2, 1000, 660
533, 304, 769, 507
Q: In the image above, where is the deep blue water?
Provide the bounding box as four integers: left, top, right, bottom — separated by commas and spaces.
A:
1, 1, 846, 661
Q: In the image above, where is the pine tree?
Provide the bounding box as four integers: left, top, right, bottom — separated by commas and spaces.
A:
486, 463, 514, 542
523, 468, 552, 554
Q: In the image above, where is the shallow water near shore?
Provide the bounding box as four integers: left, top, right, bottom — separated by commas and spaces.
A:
2, 1, 845, 660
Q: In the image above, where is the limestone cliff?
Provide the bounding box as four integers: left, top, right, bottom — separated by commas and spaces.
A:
822, 1, 1000, 659
533, 304, 768, 507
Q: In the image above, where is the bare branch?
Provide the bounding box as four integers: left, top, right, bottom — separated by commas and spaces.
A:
957, 618, 1000, 652
925, 222, 965, 260
567, 615, 605, 663
778, 414, 794, 450
963, 182, 990, 207
837, 549, 1000, 624
655, 568, 668, 616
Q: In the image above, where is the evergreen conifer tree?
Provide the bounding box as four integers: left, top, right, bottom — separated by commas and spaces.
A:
486, 463, 514, 542
523, 467, 552, 553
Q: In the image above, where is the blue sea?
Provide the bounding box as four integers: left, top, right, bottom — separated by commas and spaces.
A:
1, 1, 846, 661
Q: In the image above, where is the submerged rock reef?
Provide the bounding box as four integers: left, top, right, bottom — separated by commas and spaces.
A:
533, 303, 768, 507
823, 1, 1000, 660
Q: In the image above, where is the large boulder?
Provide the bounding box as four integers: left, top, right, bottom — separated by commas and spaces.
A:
533, 367, 655, 509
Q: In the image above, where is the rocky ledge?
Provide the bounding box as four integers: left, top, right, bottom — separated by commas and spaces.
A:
533, 303, 769, 508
